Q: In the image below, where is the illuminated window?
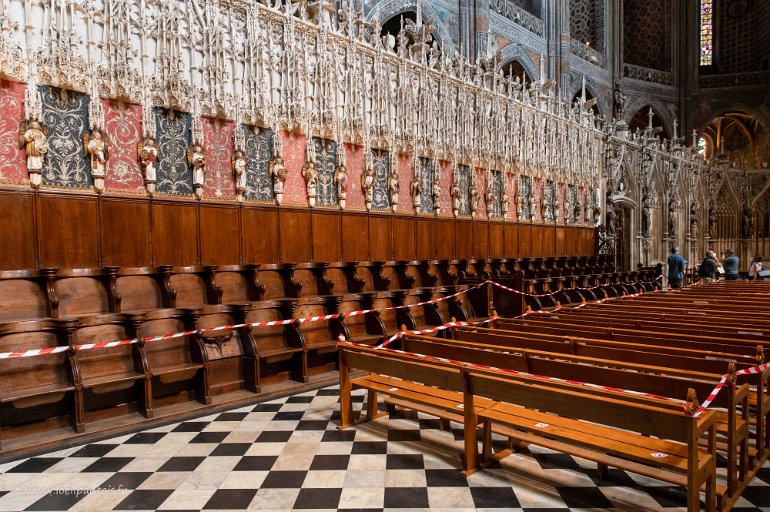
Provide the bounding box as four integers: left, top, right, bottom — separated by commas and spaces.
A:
700, 0, 713, 66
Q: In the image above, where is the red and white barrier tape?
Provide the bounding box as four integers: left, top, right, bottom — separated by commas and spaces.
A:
488, 275, 662, 299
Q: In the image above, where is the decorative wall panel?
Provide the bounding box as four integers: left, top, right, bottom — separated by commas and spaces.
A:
521, 175, 532, 220
457, 165, 471, 216
281, 131, 308, 206
344, 144, 365, 210
419, 158, 434, 214
242, 126, 274, 202
103, 100, 144, 193
567, 184, 577, 223
488, 170, 504, 219
438, 161, 453, 216
41, 86, 91, 188
201, 118, 236, 200
0, 80, 26, 185
314, 138, 337, 207
396, 153, 414, 213
154, 108, 192, 196
475, 168, 488, 219
371, 149, 390, 211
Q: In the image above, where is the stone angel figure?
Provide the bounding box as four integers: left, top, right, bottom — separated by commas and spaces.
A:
188, 143, 206, 198
269, 155, 287, 205
515, 189, 525, 220
302, 160, 318, 207
500, 180, 510, 219
431, 177, 442, 214
410, 166, 422, 213
138, 138, 159, 196
388, 168, 400, 213
469, 171, 479, 217
334, 161, 348, 209
233, 150, 247, 202
84, 129, 109, 193
450, 179, 462, 218
361, 164, 374, 211
486, 189, 498, 218
19, 120, 48, 188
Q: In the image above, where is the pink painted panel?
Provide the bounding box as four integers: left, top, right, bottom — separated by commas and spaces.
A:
201, 117, 235, 200
344, 143, 365, 210
533, 177, 543, 223
0, 80, 27, 185
103, 100, 144, 192
437, 160, 453, 216
503, 172, 514, 219
397, 153, 414, 213
475, 167, 487, 219
280, 130, 307, 206
556, 182, 565, 224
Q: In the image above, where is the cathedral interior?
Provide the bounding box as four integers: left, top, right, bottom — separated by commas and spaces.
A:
0, 0, 769, 510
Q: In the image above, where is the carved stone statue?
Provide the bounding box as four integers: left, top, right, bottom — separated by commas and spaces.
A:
270, 156, 287, 205
554, 194, 562, 223
431, 178, 442, 214
528, 191, 537, 223
500, 184, 510, 219
573, 194, 582, 224
21, 120, 48, 188
667, 201, 676, 238
613, 78, 627, 120
486, 189, 497, 218
189, 143, 206, 198
388, 169, 399, 213
361, 164, 374, 211
742, 208, 754, 238
641, 195, 650, 237
411, 164, 422, 213
708, 208, 716, 238
84, 129, 108, 193
138, 137, 158, 196
233, 150, 247, 202
689, 205, 699, 238
451, 181, 461, 217
302, 160, 318, 207
469, 171, 479, 217
334, 162, 348, 209
606, 194, 618, 235
515, 190, 524, 219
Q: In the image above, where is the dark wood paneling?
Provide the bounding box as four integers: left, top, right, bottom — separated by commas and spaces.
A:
279, 209, 311, 262
40, 194, 99, 268
200, 204, 241, 265
341, 214, 368, 261
102, 198, 150, 267
242, 206, 278, 263
369, 215, 392, 261
555, 227, 566, 256
562, 227, 575, 257
0, 191, 36, 269
518, 224, 532, 257
489, 223, 504, 258
415, 217, 434, 260
472, 222, 489, 258
312, 211, 341, 262
455, 220, 472, 260
152, 201, 199, 266
504, 223, 519, 258
392, 217, 415, 261
436, 220, 455, 260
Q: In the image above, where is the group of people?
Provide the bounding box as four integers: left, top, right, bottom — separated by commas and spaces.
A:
667, 246, 765, 289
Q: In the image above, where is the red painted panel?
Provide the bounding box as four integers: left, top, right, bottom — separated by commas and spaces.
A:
475, 167, 487, 219
201, 117, 236, 200
437, 161, 453, 217
344, 143, 365, 210
103, 100, 144, 192
397, 153, 413, 213
0, 80, 27, 185
280, 130, 308, 206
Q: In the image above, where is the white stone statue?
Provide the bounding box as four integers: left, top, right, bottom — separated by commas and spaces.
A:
189, 143, 206, 198
361, 164, 374, 211
431, 177, 442, 214
334, 162, 348, 209
469, 171, 479, 217
84, 129, 109, 193
411, 164, 422, 213
138, 137, 158, 195
515, 190, 524, 220
451, 180, 461, 217
233, 149, 247, 202
500, 182, 510, 219
270, 155, 287, 205
302, 159, 317, 207
21, 120, 48, 188
388, 168, 399, 212
486, 189, 497, 218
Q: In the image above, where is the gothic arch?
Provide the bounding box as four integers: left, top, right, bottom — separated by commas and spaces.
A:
495, 44, 539, 83
624, 100, 673, 139
368, 0, 455, 55
568, 78, 607, 117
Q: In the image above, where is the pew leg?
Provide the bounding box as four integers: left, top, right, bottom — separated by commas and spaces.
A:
596, 463, 609, 481
72, 388, 85, 434
366, 389, 381, 420
197, 368, 212, 405
338, 356, 354, 429
480, 419, 493, 466
141, 378, 154, 419
462, 399, 478, 476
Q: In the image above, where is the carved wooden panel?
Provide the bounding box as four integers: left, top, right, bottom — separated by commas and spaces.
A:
472, 222, 490, 258
279, 209, 311, 262
152, 201, 198, 266
543, 225, 556, 256
369, 215, 391, 261
312, 211, 341, 262
101, 198, 151, 267
415, 218, 434, 260
341, 213, 368, 261
242, 206, 278, 263
0, 190, 35, 269
392, 217, 415, 261
490, 222, 504, 258
436, 219, 455, 259
555, 227, 567, 256
518, 224, 533, 257
200, 204, 240, 265
504, 223, 519, 257
39, 194, 99, 268
455, 220, 473, 260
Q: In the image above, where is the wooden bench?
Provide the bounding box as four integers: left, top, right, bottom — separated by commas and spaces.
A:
243, 299, 303, 389
335, 292, 385, 346
288, 297, 340, 381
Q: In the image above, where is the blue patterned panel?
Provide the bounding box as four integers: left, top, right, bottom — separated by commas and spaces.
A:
567, 184, 577, 223
420, 158, 434, 213
243, 126, 274, 202
372, 149, 390, 211
521, 176, 532, 220
458, 165, 470, 216
488, 170, 504, 219
40, 86, 91, 188
314, 138, 337, 207
154, 108, 192, 196
544, 180, 555, 222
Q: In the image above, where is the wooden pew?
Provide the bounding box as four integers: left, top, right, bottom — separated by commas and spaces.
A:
243, 299, 303, 389
335, 293, 385, 346
0, 269, 56, 322
288, 297, 340, 381
115, 266, 175, 313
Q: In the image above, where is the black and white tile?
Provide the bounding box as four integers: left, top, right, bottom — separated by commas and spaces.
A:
0, 386, 768, 511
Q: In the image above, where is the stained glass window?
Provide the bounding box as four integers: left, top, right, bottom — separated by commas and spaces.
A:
700, 0, 713, 66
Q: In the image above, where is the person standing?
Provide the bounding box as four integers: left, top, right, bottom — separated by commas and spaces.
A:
667, 246, 686, 289
723, 248, 740, 280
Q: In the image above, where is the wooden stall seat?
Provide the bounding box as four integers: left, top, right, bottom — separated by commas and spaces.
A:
373, 292, 405, 337
294, 263, 334, 297
65, 315, 149, 426
325, 262, 365, 294
53, 267, 121, 319
335, 292, 385, 346
115, 266, 174, 313
0, 319, 80, 448
396, 289, 446, 334
0, 269, 55, 323
210, 264, 263, 304
244, 299, 302, 389
288, 297, 340, 381
356, 262, 390, 292
168, 266, 221, 308
257, 264, 301, 300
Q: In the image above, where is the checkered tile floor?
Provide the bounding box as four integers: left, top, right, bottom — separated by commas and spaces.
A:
0, 386, 768, 511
